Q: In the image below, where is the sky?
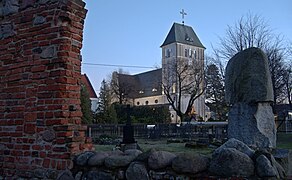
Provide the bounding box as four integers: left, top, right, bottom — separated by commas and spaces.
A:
81, 0, 292, 95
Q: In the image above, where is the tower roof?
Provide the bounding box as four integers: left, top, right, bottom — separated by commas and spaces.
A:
161, 22, 205, 48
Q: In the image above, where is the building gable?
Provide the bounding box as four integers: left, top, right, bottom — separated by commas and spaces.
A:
161, 22, 205, 48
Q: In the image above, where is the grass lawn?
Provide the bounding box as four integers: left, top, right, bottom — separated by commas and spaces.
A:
277, 133, 292, 149
94, 138, 214, 155
94, 133, 292, 153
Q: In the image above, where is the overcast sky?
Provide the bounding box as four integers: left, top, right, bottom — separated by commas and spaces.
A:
81, 0, 292, 94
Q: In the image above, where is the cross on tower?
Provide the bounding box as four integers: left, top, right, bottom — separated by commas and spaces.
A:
180, 9, 187, 24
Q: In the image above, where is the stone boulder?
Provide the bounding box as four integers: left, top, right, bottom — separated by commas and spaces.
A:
148, 151, 176, 170
172, 153, 210, 174
273, 149, 292, 177
82, 171, 113, 180
105, 154, 136, 168
215, 138, 255, 157
225, 47, 276, 148
87, 152, 109, 166
126, 162, 149, 180
225, 47, 273, 104
256, 155, 278, 178
209, 148, 254, 177
124, 149, 143, 157
74, 151, 96, 166
254, 149, 286, 179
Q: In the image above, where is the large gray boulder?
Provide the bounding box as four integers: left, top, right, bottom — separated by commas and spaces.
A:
104, 155, 136, 168
256, 155, 278, 178
126, 162, 149, 180
172, 153, 209, 174
225, 47, 273, 104
148, 151, 176, 170
273, 149, 292, 177
209, 148, 254, 177
88, 152, 109, 166
225, 47, 276, 148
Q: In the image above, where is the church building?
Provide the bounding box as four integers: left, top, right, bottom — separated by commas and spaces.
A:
114, 22, 207, 123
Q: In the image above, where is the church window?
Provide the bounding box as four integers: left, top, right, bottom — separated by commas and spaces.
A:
193, 50, 196, 59
137, 102, 140, 105
145, 101, 149, 105
184, 49, 188, 57
189, 48, 192, 58
155, 99, 158, 103
152, 88, 157, 92
139, 90, 144, 94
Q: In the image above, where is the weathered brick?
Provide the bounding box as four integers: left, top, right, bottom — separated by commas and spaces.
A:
0, 0, 91, 177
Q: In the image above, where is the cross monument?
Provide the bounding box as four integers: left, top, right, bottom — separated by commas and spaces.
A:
180, 9, 187, 24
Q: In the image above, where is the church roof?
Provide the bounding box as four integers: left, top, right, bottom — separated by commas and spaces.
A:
81, 74, 98, 98
161, 22, 205, 48
117, 69, 162, 98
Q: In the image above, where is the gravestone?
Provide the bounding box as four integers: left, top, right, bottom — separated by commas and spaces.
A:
225, 47, 276, 148
121, 105, 136, 151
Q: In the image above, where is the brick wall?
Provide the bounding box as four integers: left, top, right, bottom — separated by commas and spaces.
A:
0, 0, 92, 178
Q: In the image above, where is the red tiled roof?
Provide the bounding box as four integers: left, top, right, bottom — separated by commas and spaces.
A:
81, 74, 98, 98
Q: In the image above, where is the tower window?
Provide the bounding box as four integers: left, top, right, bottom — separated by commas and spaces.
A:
184, 49, 188, 57
189, 49, 192, 58
165, 49, 171, 57
155, 99, 158, 104
145, 101, 149, 105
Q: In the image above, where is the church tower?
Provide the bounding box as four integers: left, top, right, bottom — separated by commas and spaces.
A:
161, 22, 206, 121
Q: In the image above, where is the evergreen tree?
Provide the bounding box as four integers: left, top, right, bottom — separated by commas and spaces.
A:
205, 64, 228, 120
80, 85, 93, 124
96, 79, 118, 123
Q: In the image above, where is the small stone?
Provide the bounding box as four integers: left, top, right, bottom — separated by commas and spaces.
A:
33, 16, 46, 25
46, 170, 58, 179
40, 46, 56, 59
56, 171, 74, 180
82, 171, 113, 180
148, 151, 176, 170
3, 0, 19, 16
20, 0, 36, 9
75, 151, 96, 166
32, 47, 42, 54
0, 23, 15, 39
42, 129, 56, 142
34, 169, 46, 178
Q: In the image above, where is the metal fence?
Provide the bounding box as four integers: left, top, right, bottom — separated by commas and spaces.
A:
87, 122, 228, 141
276, 120, 292, 133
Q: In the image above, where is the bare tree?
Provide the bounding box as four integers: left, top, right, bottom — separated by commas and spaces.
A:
162, 57, 205, 121
215, 13, 289, 104
110, 70, 134, 105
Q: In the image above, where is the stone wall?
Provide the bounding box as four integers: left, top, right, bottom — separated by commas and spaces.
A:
0, 0, 93, 179
71, 139, 291, 179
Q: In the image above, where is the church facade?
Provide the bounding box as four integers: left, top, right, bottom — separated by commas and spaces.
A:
114, 22, 207, 123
